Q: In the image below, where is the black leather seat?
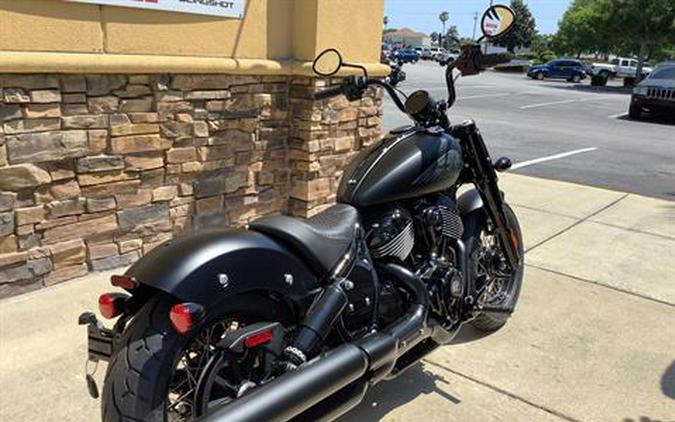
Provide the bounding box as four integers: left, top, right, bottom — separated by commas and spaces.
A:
249, 204, 359, 275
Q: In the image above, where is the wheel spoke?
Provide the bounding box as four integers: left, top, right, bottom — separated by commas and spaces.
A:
214, 375, 237, 392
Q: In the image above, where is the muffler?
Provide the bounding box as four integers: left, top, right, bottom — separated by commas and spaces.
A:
202, 264, 431, 422
201, 344, 369, 422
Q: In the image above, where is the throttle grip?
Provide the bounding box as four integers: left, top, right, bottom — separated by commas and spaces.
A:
314, 85, 343, 100
477, 53, 513, 68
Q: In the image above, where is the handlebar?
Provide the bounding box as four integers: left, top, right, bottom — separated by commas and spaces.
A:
313, 77, 407, 114
313, 85, 344, 100
476, 53, 513, 68
312, 44, 511, 121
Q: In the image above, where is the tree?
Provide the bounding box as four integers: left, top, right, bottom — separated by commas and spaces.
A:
602, 0, 675, 79
553, 0, 611, 58
553, 0, 675, 78
495, 0, 536, 53
443, 26, 460, 50
430, 32, 440, 44
439, 11, 449, 46
383, 16, 389, 30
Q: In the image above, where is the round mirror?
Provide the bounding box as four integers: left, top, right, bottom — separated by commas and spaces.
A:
481, 5, 516, 39
312, 49, 343, 77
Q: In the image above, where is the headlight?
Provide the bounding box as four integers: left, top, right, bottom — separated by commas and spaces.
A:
633, 86, 647, 95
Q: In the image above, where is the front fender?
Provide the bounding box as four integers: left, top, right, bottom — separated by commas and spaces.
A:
126, 229, 320, 310
458, 188, 483, 216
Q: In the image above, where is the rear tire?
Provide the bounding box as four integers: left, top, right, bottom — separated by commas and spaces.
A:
101, 293, 293, 421
463, 203, 524, 332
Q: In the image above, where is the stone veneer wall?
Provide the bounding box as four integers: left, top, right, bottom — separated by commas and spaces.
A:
0, 74, 382, 298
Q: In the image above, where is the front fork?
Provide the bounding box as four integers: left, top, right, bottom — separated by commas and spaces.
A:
452, 120, 519, 271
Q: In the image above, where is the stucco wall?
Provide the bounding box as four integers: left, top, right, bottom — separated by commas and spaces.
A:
0, 0, 385, 73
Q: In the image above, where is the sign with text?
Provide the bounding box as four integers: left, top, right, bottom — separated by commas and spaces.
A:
68, 0, 245, 18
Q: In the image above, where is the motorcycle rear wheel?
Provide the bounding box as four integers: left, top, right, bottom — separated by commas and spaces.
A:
101, 292, 293, 422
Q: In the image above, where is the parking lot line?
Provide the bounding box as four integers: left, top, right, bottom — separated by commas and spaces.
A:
511, 147, 598, 170
608, 112, 627, 119
459, 93, 515, 100
519, 98, 579, 109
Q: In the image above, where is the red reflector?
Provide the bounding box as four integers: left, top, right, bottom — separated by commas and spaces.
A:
98, 293, 127, 319
244, 330, 274, 348
169, 303, 204, 334
111, 275, 139, 290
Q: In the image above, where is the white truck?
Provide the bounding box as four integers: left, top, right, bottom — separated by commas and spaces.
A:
590, 57, 653, 79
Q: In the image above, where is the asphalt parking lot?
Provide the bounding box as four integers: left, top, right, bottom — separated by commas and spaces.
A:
382, 61, 675, 200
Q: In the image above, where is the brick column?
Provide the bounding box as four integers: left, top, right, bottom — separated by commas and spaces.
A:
287, 77, 383, 218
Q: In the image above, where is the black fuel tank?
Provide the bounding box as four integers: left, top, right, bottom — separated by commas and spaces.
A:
337, 128, 463, 207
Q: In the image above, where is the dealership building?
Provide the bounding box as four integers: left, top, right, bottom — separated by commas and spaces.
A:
0, 0, 387, 297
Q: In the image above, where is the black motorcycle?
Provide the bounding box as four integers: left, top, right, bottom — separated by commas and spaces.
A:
80, 5, 522, 422
387, 59, 406, 87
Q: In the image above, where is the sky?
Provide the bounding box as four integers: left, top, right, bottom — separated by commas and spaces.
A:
384, 0, 572, 38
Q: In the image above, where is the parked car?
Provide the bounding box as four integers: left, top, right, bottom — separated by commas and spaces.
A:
420, 47, 433, 60
527, 59, 587, 82
437, 51, 459, 66
422, 47, 443, 60
591, 57, 653, 79
629, 62, 675, 119
393, 48, 420, 63
381, 44, 392, 61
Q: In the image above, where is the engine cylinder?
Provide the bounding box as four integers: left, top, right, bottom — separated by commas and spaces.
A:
367, 207, 414, 262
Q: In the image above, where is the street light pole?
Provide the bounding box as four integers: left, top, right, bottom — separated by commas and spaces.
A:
472, 11, 478, 40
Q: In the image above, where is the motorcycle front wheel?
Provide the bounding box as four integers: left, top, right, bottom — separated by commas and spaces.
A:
463, 203, 524, 331
101, 292, 294, 421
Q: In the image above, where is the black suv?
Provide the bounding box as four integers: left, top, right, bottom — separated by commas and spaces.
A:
630, 62, 675, 119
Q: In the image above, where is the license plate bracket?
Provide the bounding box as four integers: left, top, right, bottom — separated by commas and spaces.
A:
79, 311, 114, 362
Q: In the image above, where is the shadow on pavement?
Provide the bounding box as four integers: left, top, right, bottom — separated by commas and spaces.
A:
542, 82, 632, 95
617, 113, 675, 126
661, 360, 675, 400
449, 324, 493, 346
337, 363, 460, 421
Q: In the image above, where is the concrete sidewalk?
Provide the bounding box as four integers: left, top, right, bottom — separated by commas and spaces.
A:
2, 174, 674, 421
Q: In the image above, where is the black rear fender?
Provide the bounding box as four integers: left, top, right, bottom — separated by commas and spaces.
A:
124, 229, 320, 314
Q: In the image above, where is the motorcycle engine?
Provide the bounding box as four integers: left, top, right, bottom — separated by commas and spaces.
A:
416, 197, 466, 330
366, 206, 415, 262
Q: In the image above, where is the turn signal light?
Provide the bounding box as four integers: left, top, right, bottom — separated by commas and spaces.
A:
111, 275, 139, 290
98, 293, 129, 319
244, 330, 275, 348
169, 303, 205, 334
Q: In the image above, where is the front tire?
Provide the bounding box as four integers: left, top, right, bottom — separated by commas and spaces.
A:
536, 72, 544, 80
463, 203, 524, 332
628, 103, 642, 119
101, 293, 293, 421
